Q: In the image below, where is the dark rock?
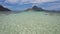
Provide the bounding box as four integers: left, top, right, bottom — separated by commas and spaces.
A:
0, 5, 11, 11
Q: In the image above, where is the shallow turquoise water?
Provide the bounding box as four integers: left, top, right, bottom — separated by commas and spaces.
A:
0, 11, 60, 34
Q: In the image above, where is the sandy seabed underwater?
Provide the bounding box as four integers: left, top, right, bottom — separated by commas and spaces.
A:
0, 11, 60, 34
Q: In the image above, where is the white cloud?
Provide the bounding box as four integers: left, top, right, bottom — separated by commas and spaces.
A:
32, 0, 56, 3
19, 0, 57, 4
5, 0, 19, 4
46, 5, 60, 10
5, 0, 57, 4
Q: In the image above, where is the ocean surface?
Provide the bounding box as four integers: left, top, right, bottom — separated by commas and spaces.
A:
0, 11, 60, 34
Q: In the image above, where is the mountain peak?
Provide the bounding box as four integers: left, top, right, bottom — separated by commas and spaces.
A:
0, 5, 11, 11
26, 5, 44, 11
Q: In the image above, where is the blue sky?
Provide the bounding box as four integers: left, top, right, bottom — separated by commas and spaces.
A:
0, 0, 60, 11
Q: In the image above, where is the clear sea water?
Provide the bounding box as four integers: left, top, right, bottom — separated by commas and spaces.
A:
0, 11, 60, 34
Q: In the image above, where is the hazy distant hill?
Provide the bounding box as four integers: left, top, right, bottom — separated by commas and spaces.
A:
26, 6, 45, 11
0, 5, 11, 11
39, 1, 60, 10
